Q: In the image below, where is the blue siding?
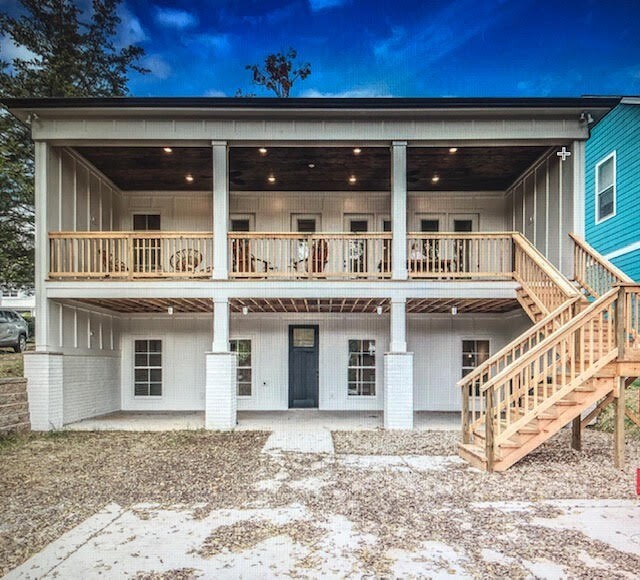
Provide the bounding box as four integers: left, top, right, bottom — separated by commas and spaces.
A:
611, 248, 640, 282
585, 103, 640, 280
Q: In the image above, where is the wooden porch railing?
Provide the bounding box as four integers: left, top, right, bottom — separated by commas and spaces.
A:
512, 232, 579, 314
406, 233, 513, 279
49, 232, 213, 278
227, 232, 392, 279
570, 233, 634, 299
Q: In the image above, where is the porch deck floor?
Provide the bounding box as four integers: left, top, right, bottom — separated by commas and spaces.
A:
64, 411, 460, 432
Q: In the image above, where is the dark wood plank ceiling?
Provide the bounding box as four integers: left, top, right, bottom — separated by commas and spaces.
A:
76, 145, 549, 192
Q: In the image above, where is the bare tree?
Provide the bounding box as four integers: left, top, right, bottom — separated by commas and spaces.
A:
240, 48, 311, 97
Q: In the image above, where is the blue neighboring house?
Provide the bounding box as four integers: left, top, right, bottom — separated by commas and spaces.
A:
585, 97, 640, 280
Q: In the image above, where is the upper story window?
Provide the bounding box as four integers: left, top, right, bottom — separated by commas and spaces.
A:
595, 152, 616, 223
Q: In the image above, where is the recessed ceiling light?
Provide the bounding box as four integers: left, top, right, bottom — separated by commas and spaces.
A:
449, 147, 458, 153
267, 175, 276, 183
353, 148, 362, 155
431, 175, 440, 183
308, 163, 315, 168
185, 174, 194, 183
163, 147, 173, 153
348, 175, 357, 184
259, 147, 268, 155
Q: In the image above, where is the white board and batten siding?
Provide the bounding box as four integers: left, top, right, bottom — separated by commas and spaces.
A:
47, 300, 121, 424
48, 147, 122, 233
116, 312, 528, 413
506, 147, 574, 276
116, 190, 509, 233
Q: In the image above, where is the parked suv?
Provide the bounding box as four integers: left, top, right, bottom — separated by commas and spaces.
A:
0, 309, 29, 352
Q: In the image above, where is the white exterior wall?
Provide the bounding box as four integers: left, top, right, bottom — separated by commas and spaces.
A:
46, 301, 121, 424
115, 190, 509, 234
51, 147, 121, 232
506, 147, 575, 275
120, 316, 211, 411
115, 311, 528, 413
409, 312, 529, 411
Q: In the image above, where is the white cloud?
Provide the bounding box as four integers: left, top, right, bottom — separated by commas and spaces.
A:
308, 0, 349, 11
143, 54, 172, 79
116, 4, 147, 48
204, 89, 226, 97
154, 7, 198, 29
301, 86, 393, 98
0, 34, 38, 63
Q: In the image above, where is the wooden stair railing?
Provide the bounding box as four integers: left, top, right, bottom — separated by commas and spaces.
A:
462, 286, 625, 470
512, 232, 580, 315
458, 296, 581, 441
570, 233, 633, 299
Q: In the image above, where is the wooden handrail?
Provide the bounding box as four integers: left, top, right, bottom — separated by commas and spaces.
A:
457, 296, 580, 389
228, 232, 392, 239
483, 287, 621, 447
479, 287, 618, 394
570, 233, 633, 298
512, 232, 579, 299
49, 231, 212, 239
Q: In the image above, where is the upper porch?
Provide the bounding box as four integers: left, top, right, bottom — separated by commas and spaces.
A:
44, 141, 582, 284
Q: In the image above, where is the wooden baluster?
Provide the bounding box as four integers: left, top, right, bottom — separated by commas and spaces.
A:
485, 387, 495, 471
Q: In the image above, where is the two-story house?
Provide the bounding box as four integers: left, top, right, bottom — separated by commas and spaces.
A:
4, 96, 639, 471
585, 97, 640, 281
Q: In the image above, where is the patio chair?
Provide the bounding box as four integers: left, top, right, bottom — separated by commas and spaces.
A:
98, 249, 127, 275
170, 248, 202, 273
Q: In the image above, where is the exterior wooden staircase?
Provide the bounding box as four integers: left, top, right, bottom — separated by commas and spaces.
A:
458, 234, 640, 471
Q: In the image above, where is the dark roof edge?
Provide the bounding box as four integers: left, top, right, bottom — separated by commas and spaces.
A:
0, 96, 622, 110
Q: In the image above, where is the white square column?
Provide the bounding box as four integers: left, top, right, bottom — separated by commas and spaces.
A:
23, 352, 63, 430
212, 140, 229, 280
391, 141, 408, 280
34, 141, 51, 351
384, 298, 414, 429
205, 299, 237, 430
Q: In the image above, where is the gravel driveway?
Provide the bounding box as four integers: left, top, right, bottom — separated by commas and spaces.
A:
1, 429, 639, 578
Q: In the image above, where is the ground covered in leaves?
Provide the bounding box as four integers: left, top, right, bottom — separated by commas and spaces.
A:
1, 428, 639, 577
332, 429, 459, 455
0, 351, 23, 378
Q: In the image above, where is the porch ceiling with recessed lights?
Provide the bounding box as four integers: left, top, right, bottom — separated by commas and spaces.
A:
69, 297, 520, 315
74, 145, 549, 192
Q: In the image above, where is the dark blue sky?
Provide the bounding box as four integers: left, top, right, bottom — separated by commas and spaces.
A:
3, 0, 640, 97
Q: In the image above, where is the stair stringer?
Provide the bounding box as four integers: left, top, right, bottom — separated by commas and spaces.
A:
492, 376, 617, 471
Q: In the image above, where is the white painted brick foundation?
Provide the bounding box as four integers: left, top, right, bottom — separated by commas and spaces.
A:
384, 352, 414, 429
24, 352, 64, 431
205, 352, 237, 430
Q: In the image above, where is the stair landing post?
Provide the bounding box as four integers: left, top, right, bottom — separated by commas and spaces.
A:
571, 417, 582, 451
614, 376, 626, 468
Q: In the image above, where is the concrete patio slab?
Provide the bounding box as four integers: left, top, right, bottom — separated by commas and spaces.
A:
7, 500, 639, 579
64, 410, 460, 432
262, 428, 335, 454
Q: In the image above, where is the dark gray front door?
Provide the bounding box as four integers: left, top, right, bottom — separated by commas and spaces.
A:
288, 325, 319, 408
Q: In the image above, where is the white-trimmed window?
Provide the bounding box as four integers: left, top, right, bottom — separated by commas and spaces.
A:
134, 339, 162, 397
595, 152, 616, 223
348, 339, 376, 396
230, 339, 252, 396
462, 340, 490, 394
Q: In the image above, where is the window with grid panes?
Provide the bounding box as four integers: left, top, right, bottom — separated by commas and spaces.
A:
462, 340, 490, 395
348, 339, 376, 396
134, 339, 162, 396
230, 339, 252, 396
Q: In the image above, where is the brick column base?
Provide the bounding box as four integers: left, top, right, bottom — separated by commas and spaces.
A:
205, 352, 237, 430
384, 352, 414, 430
23, 352, 63, 431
